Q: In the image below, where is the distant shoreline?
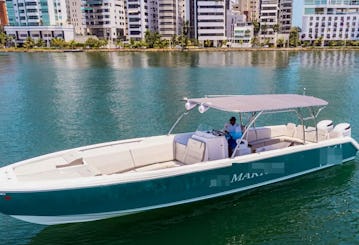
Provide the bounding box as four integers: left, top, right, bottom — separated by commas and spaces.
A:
1, 46, 359, 53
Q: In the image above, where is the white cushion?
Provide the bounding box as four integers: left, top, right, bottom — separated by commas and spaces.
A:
84, 151, 135, 174
183, 139, 206, 164
131, 142, 174, 168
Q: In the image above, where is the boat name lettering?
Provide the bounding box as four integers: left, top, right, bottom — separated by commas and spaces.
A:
230, 172, 267, 183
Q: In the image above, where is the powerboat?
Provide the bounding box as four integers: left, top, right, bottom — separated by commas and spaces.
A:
0, 94, 358, 225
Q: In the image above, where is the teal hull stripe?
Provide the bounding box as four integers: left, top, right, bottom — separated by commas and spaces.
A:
0, 142, 357, 217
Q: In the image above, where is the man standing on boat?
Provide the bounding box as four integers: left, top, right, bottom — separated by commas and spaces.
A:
224, 117, 242, 156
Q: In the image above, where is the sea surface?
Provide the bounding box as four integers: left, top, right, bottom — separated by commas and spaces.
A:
0, 50, 359, 244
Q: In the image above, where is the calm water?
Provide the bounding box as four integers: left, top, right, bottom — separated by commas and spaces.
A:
0, 50, 359, 244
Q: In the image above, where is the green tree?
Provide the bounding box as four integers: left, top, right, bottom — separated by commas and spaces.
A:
144, 30, 161, 48
84, 38, 107, 48
23, 37, 35, 49
98, 39, 108, 48
289, 26, 301, 47
313, 36, 323, 47
276, 38, 285, 48
116, 40, 124, 48
0, 32, 7, 48
272, 24, 280, 47
260, 24, 268, 36
204, 40, 212, 47
68, 40, 77, 49
51, 38, 66, 48
252, 19, 260, 36
181, 20, 190, 50
171, 34, 178, 47
35, 38, 45, 48
263, 38, 270, 47
250, 36, 260, 47
328, 40, 338, 47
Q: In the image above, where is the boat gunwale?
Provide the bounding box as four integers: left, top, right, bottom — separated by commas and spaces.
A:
1, 136, 357, 193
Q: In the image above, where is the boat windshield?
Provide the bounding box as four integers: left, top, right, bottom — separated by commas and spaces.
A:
196, 123, 217, 134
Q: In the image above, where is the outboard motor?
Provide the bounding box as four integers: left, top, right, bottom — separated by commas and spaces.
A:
317, 120, 334, 132
333, 123, 351, 137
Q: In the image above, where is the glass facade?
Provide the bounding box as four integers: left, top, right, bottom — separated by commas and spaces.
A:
305, 0, 359, 5
40, 0, 50, 25
5, 0, 16, 25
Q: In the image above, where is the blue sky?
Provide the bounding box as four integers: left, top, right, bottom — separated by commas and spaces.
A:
292, 0, 304, 27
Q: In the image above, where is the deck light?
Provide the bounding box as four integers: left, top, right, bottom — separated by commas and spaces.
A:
185, 101, 197, 111
198, 104, 209, 113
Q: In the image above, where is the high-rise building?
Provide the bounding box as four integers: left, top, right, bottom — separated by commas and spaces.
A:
65, 0, 85, 35
0, 0, 8, 26
195, 0, 226, 46
236, 0, 259, 22
84, 0, 127, 41
158, 0, 185, 39
5, 0, 69, 26
259, 0, 292, 44
127, 0, 149, 40
279, 0, 291, 33
301, 0, 359, 43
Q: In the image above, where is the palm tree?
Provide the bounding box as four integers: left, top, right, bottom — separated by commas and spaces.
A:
68, 40, 77, 49
35, 38, 45, 48
181, 20, 190, 50
51, 38, 66, 48
276, 38, 285, 48
23, 37, 35, 49
252, 20, 260, 36
272, 24, 280, 47
260, 24, 268, 46
0, 32, 7, 48
289, 26, 301, 47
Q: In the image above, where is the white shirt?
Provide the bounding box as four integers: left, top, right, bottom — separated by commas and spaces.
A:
224, 123, 241, 134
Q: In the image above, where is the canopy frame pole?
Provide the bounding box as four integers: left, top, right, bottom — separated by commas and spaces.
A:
308, 106, 319, 142
295, 108, 306, 144
167, 111, 189, 135
231, 111, 263, 158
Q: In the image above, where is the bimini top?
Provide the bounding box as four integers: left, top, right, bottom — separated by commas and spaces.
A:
185, 94, 328, 113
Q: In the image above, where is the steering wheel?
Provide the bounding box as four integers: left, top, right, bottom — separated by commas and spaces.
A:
211, 129, 226, 136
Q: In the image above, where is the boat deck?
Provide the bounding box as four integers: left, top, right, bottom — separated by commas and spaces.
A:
6, 123, 341, 182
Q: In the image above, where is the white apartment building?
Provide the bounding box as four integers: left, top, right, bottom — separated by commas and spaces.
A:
158, 0, 185, 39
259, 0, 278, 43
127, 0, 150, 40
226, 9, 246, 38
301, 0, 359, 42
148, 0, 158, 33
65, 0, 85, 35
84, 0, 127, 41
230, 24, 253, 47
5, 25, 74, 43
279, 0, 291, 33
5, 0, 68, 26
195, 0, 226, 46
236, 0, 260, 21
259, 0, 292, 45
